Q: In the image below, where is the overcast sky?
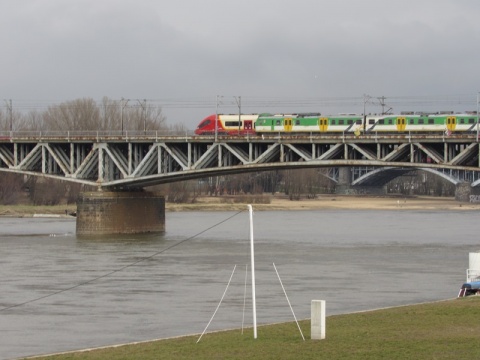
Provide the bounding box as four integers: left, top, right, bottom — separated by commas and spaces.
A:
1, 0, 480, 128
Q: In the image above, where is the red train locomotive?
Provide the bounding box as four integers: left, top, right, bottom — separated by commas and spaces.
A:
194, 114, 259, 135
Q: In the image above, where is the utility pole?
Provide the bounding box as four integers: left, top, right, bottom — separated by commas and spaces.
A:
378, 96, 386, 115
121, 98, 129, 135
5, 99, 13, 131
137, 99, 147, 133
363, 94, 371, 126
377, 96, 392, 115
215, 95, 223, 142
235, 96, 241, 134
476, 92, 479, 142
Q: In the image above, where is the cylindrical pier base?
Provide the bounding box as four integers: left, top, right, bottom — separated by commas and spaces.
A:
455, 182, 472, 202
76, 191, 165, 236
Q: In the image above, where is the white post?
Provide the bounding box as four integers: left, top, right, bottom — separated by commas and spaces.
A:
476, 92, 479, 142
248, 204, 257, 339
215, 95, 218, 142
311, 300, 326, 340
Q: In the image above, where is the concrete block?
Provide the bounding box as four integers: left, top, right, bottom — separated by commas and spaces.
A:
311, 300, 325, 340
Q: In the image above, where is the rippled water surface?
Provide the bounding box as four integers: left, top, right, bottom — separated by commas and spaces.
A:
0, 209, 478, 359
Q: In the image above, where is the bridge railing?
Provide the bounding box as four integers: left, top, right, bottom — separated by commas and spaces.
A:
0, 129, 197, 140
0, 129, 477, 142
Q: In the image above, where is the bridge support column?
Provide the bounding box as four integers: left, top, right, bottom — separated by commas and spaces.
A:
334, 168, 386, 195
334, 168, 352, 194
76, 191, 165, 236
455, 183, 476, 202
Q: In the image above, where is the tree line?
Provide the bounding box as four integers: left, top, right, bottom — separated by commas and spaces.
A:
0, 97, 175, 133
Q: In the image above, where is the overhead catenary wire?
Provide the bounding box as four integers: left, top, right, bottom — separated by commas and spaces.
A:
0, 210, 245, 313
3, 94, 479, 114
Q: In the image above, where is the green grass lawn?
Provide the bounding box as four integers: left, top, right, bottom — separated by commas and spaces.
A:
27, 297, 480, 360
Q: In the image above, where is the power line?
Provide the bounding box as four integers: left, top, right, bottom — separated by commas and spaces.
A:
2, 95, 479, 114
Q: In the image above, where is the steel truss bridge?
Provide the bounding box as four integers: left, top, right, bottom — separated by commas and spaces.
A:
0, 131, 480, 189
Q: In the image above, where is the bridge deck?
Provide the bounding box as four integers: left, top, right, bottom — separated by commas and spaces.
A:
0, 132, 479, 188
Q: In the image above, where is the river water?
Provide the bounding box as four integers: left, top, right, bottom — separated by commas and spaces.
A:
0, 209, 478, 359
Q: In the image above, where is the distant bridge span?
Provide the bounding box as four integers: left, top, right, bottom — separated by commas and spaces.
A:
0, 131, 480, 189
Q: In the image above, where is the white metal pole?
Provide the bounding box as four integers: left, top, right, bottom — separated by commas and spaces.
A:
215, 95, 219, 142
248, 204, 257, 339
236, 95, 241, 134
476, 92, 479, 142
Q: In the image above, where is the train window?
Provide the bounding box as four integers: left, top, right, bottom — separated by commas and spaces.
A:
409, 119, 414, 124
348, 120, 353, 125
276, 120, 281, 125
418, 119, 424, 124
198, 120, 211, 128
428, 119, 434, 124
295, 120, 300, 125
469, 118, 475, 124
339, 120, 344, 125
225, 121, 240, 127
379, 119, 384, 125
331, 120, 336, 125
369, 119, 375, 125
387, 119, 392, 125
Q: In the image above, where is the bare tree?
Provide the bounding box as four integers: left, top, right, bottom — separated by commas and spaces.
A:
98, 97, 121, 131
0, 97, 171, 206
150, 180, 198, 203
123, 100, 166, 131
15, 110, 44, 131
168, 122, 189, 136
0, 105, 22, 131
0, 173, 23, 204
0, 109, 6, 131
43, 98, 101, 131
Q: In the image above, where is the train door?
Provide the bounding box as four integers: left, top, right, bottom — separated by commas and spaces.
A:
318, 117, 328, 132
396, 117, 406, 131
284, 118, 293, 132
244, 120, 253, 133
446, 116, 456, 132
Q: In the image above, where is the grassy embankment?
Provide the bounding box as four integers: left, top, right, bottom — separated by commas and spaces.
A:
28, 297, 480, 360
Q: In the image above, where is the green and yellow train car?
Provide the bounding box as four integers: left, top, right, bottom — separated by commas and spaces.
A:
255, 113, 363, 133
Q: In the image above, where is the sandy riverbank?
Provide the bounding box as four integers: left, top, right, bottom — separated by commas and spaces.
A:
0, 195, 478, 217
166, 194, 480, 212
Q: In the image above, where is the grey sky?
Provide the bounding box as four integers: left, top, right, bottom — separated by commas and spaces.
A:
1, 0, 480, 128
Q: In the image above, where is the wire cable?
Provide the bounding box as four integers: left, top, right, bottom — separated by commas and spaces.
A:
0, 210, 245, 312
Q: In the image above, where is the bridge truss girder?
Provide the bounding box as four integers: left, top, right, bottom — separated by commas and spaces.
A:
0, 135, 479, 189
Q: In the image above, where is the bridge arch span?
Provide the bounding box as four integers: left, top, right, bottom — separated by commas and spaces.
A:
351, 167, 466, 187
1, 159, 479, 190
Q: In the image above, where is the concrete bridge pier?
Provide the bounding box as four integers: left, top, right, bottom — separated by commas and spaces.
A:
454, 182, 480, 202
76, 191, 165, 236
455, 183, 472, 202
334, 167, 352, 194
334, 167, 386, 195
